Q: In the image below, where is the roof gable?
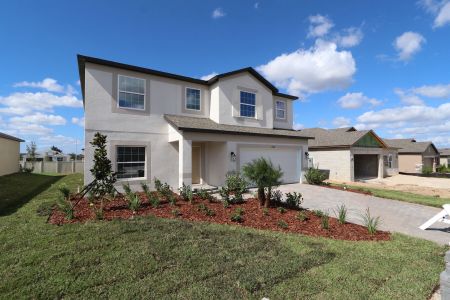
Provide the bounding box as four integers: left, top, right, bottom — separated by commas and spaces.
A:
353, 131, 384, 148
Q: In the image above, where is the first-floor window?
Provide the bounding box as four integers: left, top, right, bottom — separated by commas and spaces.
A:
388, 154, 393, 168
117, 146, 145, 179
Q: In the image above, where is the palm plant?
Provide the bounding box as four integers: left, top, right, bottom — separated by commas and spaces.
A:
242, 157, 283, 207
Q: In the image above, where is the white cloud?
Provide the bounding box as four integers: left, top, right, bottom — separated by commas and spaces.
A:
413, 83, 450, 98
420, 0, 450, 28
393, 31, 426, 61
332, 116, 351, 127
71, 117, 85, 127
200, 72, 218, 80
334, 27, 364, 48
394, 88, 425, 106
337, 92, 381, 109
14, 78, 64, 93
257, 39, 356, 97
212, 8, 226, 19
10, 113, 66, 125
293, 123, 305, 130
0, 92, 82, 115
254, 2, 259, 9
308, 14, 334, 38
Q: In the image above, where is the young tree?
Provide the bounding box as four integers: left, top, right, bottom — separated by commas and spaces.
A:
26, 141, 37, 162
242, 157, 283, 208
89, 132, 117, 197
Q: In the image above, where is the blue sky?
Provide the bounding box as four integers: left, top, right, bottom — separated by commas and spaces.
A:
1, 0, 450, 153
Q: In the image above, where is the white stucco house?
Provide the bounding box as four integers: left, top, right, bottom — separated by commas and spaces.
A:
78, 55, 312, 189
0, 132, 24, 176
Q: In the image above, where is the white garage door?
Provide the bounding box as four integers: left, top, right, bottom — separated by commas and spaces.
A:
239, 146, 301, 184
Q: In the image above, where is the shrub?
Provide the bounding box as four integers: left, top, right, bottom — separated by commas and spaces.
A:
129, 194, 141, 212
321, 212, 329, 230
296, 211, 308, 221
140, 182, 150, 194
122, 183, 132, 197
148, 193, 160, 208
58, 184, 71, 200
94, 206, 104, 220
242, 157, 283, 207
196, 188, 215, 202
277, 207, 286, 214
179, 183, 194, 203
305, 167, 327, 185
154, 178, 172, 198
56, 195, 74, 220
277, 220, 288, 229
285, 192, 303, 208
262, 208, 269, 216
362, 208, 380, 235
225, 172, 248, 199
230, 207, 244, 222
154, 177, 163, 191
197, 203, 215, 216
171, 209, 181, 217
421, 166, 433, 175
219, 186, 230, 203
36, 202, 54, 217
312, 209, 324, 217
334, 204, 347, 224
271, 189, 283, 204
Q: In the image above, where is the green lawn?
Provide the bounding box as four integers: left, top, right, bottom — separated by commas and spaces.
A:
0, 173, 446, 299
330, 183, 450, 208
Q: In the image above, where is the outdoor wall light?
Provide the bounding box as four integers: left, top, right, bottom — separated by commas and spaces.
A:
230, 152, 236, 161
305, 152, 309, 158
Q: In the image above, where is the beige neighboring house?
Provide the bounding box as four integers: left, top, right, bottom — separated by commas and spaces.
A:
78, 55, 313, 189
0, 132, 24, 176
384, 139, 439, 173
440, 149, 450, 167
301, 127, 399, 182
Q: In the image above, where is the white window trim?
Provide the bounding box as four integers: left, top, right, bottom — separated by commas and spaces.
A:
117, 75, 146, 111
185, 87, 201, 111
116, 145, 146, 180
239, 90, 256, 119
275, 100, 286, 120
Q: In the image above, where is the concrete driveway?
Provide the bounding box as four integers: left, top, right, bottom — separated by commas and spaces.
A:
278, 183, 450, 245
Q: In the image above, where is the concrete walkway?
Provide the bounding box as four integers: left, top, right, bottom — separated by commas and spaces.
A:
278, 183, 450, 245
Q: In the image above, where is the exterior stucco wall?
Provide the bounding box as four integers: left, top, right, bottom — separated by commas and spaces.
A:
398, 154, 422, 173
0, 137, 20, 176
308, 150, 352, 181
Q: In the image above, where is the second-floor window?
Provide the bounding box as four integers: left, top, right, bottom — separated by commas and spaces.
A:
118, 75, 145, 110
240, 91, 256, 118
186, 88, 201, 110
275, 100, 286, 119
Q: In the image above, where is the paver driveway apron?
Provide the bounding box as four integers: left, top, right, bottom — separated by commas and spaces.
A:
278, 183, 450, 245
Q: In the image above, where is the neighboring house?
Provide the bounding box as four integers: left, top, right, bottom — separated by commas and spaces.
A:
78, 55, 313, 188
301, 127, 399, 182
440, 149, 450, 167
0, 132, 24, 176
22, 149, 70, 162
384, 139, 439, 173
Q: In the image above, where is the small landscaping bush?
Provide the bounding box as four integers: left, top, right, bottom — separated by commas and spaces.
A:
230, 207, 244, 223
313, 209, 324, 217
58, 184, 71, 200
179, 183, 194, 203
36, 202, 54, 217
277, 207, 287, 214
129, 194, 141, 213
334, 204, 347, 224
262, 208, 269, 216
285, 192, 303, 208
271, 189, 283, 203
171, 209, 181, 217
140, 182, 150, 194
362, 208, 380, 235
56, 195, 74, 220
321, 212, 330, 230
197, 203, 215, 216
154, 177, 172, 199
148, 192, 160, 208
296, 211, 308, 221
93, 206, 104, 220
195, 188, 215, 202
122, 183, 132, 198
168, 194, 177, 206
225, 172, 248, 201
422, 166, 433, 175
305, 167, 327, 185
277, 220, 288, 229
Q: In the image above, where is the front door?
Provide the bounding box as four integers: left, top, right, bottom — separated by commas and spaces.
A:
192, 146, 201, 184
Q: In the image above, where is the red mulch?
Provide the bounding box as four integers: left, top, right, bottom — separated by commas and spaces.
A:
49, 193, 390, 242
323, 185, 372, 195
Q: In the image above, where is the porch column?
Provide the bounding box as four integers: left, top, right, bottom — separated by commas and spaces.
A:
179, 137, 192, 188
378, 154, 384, 179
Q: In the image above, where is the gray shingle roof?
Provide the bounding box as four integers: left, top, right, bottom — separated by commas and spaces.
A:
0, 132, 24, 142
440, 148, 450, 156
164, 115, 313, 139
384, 138, 438, 154
300, 127, 386, 148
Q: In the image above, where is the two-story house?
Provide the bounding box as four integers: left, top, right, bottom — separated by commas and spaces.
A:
77, 55, 312, 189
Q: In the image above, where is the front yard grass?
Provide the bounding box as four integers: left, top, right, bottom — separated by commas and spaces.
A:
330, 183, 450, 208
0, 173, 446, 299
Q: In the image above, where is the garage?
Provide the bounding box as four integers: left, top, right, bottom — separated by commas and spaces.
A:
239, 146, 301, 183
354, 154, 378, 179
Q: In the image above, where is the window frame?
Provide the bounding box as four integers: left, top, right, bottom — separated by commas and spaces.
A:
275, 100, 287, 120
116, 145, 146, 180
185, 87, 201, 111
117, 75, 146, 111
239, 90, 256, 118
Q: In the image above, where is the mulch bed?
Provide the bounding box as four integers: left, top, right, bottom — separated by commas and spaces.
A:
49, 193, 390, 242
323, 184, 372, 196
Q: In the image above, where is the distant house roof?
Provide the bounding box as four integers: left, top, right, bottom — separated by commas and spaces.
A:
77, 55, 298, 102
384, 138, 439, 154
0, 132, 24, 142
300, 127, 388, 149
164, 114, 313, 140
439, 148, 450, 156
